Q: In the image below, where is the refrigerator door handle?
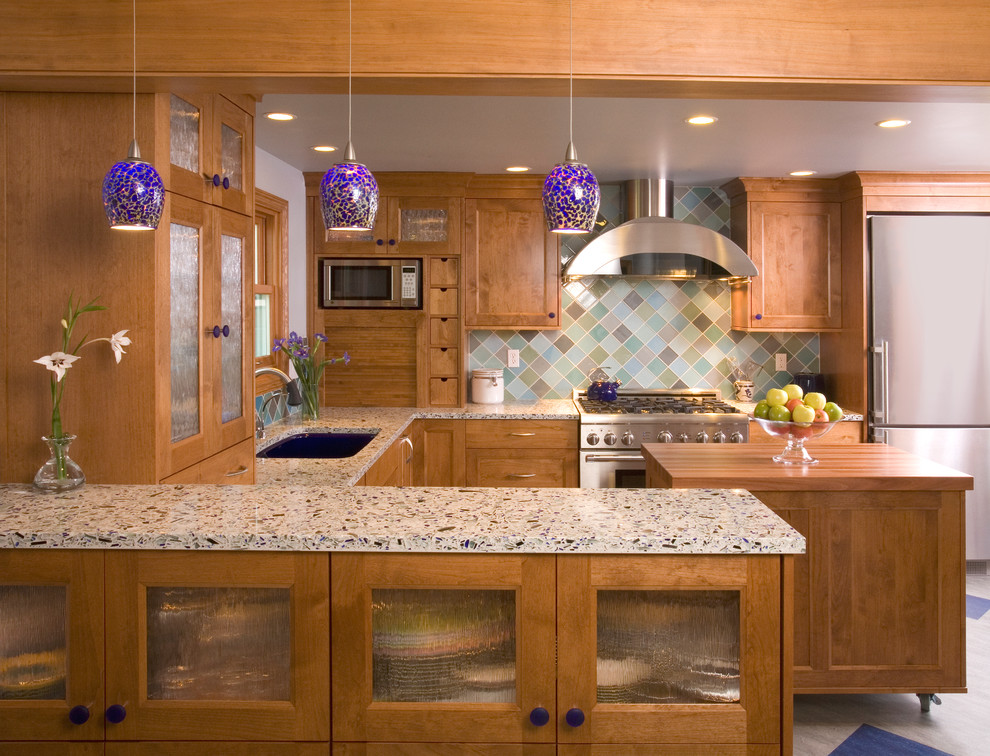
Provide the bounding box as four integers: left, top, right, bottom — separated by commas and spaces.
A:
870, 339, 889, 425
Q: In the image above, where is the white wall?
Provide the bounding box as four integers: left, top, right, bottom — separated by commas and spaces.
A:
255, 147, 308, 336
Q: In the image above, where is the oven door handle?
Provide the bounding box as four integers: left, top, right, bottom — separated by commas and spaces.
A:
584, 454, 644, 462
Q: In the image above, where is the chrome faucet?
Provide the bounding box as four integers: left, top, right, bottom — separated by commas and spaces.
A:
254, 367, 302, 439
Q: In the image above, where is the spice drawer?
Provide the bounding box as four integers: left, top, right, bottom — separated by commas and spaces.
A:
429, 256, 459, 286
428, 287, 459, 316
430, 347, 459, 377
430, 317, 460, 346
465, 419, 577, 449
430, 377, 460, 407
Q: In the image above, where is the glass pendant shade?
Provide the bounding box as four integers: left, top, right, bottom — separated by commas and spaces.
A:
543, 144, 601, 234
320, 145, 379, 232
102, 141, 165, 231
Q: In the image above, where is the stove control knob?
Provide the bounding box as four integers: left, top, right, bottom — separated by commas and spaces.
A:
586, 432, 600, 446
696, 430, 709, 444
621, 431, 635, 446
677, 432, 690, 443
603, 432, 617, 446
712, 430, 727, 444
729, 431, 744, 443
657, 430, 673, 443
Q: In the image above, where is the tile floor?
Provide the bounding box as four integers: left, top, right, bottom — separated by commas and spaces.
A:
793, 575, 990, 755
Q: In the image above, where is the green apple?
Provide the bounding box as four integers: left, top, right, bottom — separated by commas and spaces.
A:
791, 404, 816, 424
823, 401, 843, 422
783, 383, 804, 402
766, 388, 788, 407
768, 404, 791, 422
804, 392, 826, 411
753, 400, 771, 419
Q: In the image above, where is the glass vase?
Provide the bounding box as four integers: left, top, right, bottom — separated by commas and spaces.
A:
33, 435, 85, 492
299, 379, 320, 422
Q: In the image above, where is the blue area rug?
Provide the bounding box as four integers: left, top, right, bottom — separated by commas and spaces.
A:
830, 724, 953, 755
966, 594, 990, 620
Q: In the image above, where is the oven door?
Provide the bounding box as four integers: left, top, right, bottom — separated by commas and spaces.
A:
579, 451, 646, 489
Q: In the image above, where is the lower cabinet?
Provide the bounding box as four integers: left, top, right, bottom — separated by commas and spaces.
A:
465, 419, 578, 487
2, 550, 788, 752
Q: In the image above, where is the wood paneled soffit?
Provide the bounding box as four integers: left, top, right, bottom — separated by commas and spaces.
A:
1, 1, 989, 101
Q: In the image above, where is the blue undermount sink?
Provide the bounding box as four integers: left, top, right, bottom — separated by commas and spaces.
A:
256, 431, 378, 459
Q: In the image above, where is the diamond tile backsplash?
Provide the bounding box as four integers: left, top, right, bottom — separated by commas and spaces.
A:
469, 185, 820, 401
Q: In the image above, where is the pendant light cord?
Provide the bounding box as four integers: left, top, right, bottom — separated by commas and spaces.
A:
347, 0, 353, 146
568, 0, 573, 146
131, 0, 137, 144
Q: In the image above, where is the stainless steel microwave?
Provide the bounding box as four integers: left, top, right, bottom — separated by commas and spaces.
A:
320, 258, 422, 309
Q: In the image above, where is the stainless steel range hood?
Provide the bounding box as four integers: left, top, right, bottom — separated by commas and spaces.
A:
561, 179, 758, 281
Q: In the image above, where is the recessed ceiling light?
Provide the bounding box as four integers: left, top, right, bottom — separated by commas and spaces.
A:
312, 145, 337, 153
264, 112, 295, 121
505, 166, 530, 172
876, 118, 911, 128
789, 170, 817, 177
685, 115, 717, 125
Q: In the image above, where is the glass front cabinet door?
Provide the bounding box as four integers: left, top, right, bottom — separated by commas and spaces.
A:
331, 553, 556, 748
104, 551, 329, 742
0, 551, 105, 745
556, 554, 784, 752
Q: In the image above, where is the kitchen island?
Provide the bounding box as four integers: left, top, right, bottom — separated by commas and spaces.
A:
0, 459, 803, 754
643, 441, 972, 708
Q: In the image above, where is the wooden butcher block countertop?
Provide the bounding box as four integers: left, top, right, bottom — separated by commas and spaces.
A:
643, 442, 974, 492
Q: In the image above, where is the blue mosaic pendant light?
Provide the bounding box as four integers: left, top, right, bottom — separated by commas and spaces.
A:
320, 0, 379, 232
543, 0, 600, 234
102, 0, 164, 231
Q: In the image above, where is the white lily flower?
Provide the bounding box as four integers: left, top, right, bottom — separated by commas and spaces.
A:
108, 329, 131, 363
34, 351, 80, 382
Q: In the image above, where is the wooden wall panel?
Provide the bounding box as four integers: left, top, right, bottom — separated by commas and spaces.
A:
1, 93, 158, 483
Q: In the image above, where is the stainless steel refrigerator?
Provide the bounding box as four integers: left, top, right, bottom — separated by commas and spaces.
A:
870, 214, 990, 561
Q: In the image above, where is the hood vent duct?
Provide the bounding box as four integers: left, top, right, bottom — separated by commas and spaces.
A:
561, 179, 758, 281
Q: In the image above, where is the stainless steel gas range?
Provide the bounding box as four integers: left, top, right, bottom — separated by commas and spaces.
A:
574, 388, 750, 488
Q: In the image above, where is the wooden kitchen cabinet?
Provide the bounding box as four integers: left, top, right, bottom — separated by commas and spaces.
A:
419, 418, 466, 486
158, 194, 255, 480
0, 550, 329, 749
722, 178, 841, 332
157, 93, 254, 216
464, 176, 561, 330
331, 552, 789, 752
465, 419, 578, 487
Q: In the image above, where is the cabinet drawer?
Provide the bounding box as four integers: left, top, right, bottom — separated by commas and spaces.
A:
430, 377, 460, 407
428, 286, 459, 315
429, 256, 460, 286
466, 449, 578, 487
430, 316, 460, 345
169, 438, 255, 484
465, 419, 577, 449
430, 347, 459, 376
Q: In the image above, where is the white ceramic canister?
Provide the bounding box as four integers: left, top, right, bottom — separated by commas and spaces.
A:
471, 368, 504, 404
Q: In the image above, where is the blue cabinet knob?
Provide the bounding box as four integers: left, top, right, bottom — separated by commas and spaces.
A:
68, 705, 90, 725
222, 176, 230, 190
105, 704, 127, 724
388, 239, 396, 246
755, 313, 763, 320
376, 239, 384, 245
548, 312, 556, 318
212, 174, 221, 187
565, 707, 585, 727
222, 324, 230, 338
529, 707, 550, 727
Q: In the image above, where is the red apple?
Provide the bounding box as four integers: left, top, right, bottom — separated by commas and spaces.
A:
813, 409, 829, 423
785, 398, 804, 413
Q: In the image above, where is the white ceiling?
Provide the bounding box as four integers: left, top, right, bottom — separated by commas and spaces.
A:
254, 93, 990, 186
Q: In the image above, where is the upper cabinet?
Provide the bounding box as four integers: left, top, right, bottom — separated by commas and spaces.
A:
157, 93, 254, 216
722, 177, 842, 332
464, 176, 560, 330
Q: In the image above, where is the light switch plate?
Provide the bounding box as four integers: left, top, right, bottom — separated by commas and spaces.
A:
775, 353, 788, 371
506, 349, 520, 368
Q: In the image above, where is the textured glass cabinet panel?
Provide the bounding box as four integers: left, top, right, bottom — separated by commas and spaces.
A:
221, 124, 243, 190
254, 293, 271, 358
169, 95, 201, 173
597, 590, 740, 704
372, 588, 516, 703
170, 222, 201, 443
399, 208, 448, 242
0, 585, 67, 700
146, 587, 291, 701
220, 233, 244, 423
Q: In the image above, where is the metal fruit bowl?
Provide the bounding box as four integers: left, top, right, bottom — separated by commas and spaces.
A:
752, 414, 845, 465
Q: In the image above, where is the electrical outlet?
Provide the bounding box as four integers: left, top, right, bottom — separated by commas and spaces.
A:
506, 349, 520, 368
775, 353, 788, 372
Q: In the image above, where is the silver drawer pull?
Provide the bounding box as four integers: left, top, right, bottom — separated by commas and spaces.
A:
507, 473, 537, 478
225, 466, 250, 477
509, 432, 536, 437
585, 455, 643, 462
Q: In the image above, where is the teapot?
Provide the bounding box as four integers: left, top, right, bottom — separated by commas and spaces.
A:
587, 367, 621, 401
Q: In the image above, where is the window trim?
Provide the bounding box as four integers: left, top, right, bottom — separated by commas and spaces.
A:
254, 188, 290, 396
